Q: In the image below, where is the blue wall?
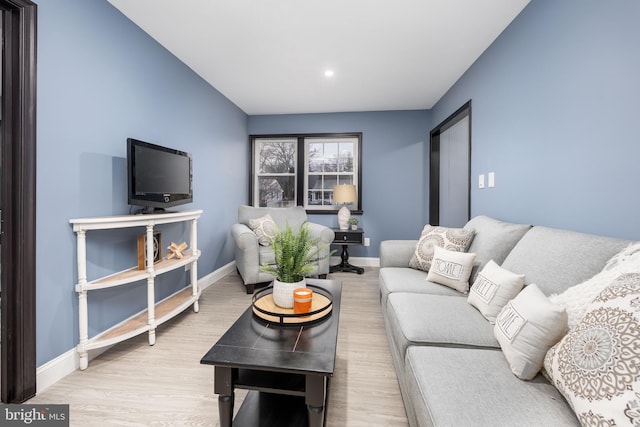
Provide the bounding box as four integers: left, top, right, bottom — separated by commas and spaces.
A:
34, 0, 640, 370
36, 0, 248, 366
249, 111, 432, 258
432, 0, 640, 240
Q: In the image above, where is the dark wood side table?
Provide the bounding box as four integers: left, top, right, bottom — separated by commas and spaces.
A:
330, 228, 364, 274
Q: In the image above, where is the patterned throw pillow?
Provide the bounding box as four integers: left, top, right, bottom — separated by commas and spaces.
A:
494, 284, 567, 380
544, 273, 640, 426
248, 214, 276, 246
425, 246, 476, 293
409, 225, 475, 272
468, 260, 526, 324
549, 242, 640, 330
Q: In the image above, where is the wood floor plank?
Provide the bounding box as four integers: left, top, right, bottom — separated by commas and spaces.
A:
30, 268, 408, 426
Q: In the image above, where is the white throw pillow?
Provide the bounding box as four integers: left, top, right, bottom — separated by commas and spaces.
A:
248, 214, 277, 246
549, 242, 640, 330
467, 260, 526, 324
409, 225, 475, 272
425, 246, 476, 293
544, 273, 640, 426
494, 284, 567, 380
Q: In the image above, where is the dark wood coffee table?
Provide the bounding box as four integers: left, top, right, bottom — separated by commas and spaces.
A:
200, 278, 342, 427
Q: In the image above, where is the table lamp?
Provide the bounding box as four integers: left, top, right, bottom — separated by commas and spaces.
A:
333, 184, 357, 230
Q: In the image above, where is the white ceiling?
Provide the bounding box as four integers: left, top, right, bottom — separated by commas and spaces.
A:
107, 0, 530, 115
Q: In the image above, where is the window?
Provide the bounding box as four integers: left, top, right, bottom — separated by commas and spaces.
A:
250, 133, 362, 213
252, 137, 298, 208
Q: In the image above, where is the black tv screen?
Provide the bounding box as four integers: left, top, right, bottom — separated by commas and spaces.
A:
127, 138, 193, 212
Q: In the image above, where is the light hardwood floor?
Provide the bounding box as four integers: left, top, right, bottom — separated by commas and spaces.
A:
30, 268, 409, 426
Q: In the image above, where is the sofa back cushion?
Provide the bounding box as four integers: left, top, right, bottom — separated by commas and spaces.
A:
238, 205, 308, 231
463, 216, 532, 280
501, 226, 630, 296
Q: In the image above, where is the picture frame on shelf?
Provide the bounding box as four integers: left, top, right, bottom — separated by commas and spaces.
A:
137, 231, 162, 270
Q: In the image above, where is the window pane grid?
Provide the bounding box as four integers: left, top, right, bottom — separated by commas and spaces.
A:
255, 138, 297, 207
304, 137, 358, 210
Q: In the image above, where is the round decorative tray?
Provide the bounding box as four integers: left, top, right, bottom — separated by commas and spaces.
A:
252, 284, 333, 326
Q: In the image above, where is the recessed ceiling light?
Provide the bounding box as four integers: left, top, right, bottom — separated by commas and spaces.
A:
324, 70, 334, 78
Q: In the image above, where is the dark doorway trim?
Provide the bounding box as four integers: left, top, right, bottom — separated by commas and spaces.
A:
429, 100, 471, 225
1, 0, 37, 403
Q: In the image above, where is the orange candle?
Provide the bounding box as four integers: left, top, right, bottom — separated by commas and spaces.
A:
293, 288, 313, 314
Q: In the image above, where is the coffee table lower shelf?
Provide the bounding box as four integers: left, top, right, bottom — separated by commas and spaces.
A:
234, 391, 311, 427
216, 367, 330, 427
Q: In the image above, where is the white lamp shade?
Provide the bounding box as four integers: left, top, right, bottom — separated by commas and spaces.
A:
333, 184, 357, 204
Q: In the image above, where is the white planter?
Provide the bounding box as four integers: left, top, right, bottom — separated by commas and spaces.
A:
272, 278, 305, 308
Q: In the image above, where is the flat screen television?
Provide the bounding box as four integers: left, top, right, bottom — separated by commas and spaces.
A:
127, 138, 193, 213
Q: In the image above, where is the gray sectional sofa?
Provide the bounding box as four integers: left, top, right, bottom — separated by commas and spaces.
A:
379, 215, 631, 427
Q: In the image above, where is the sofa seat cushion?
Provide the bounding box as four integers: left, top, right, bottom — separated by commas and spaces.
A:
386, 293, 498, 363
501, 226, 630, 296
258, 245, 275, 265
379, 267, 461, 308
405, 346, 579, 427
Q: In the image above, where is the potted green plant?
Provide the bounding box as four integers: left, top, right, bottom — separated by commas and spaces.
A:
260, 223, 331, 308
347, 217, 359, 230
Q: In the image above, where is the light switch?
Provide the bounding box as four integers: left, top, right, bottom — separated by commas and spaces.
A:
488, 172, 495, 188
478, 174, 485, 189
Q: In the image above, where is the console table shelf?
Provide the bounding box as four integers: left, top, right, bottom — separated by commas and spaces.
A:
86, 286, 197, 351
77, 250, 198, 292
70, 210, 203, 370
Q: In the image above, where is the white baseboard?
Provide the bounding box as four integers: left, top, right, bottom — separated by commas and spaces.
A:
36, 346, 111, 394
36, 261, 237, 395
199, 260, 236, 290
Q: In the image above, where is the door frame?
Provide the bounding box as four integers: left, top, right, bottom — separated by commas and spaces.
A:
429, 101, 471, 225
1, 0, 37, 403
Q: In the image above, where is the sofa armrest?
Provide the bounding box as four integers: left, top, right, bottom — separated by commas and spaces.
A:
379, 240, 418, 268
231, 223, 263, 286
306, 223, 334, 276
231, 223, 258, 250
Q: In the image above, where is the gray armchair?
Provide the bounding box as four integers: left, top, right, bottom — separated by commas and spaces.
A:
231, 205, 335, 294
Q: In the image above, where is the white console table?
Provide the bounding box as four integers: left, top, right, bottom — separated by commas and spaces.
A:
70, 209, 203, 370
